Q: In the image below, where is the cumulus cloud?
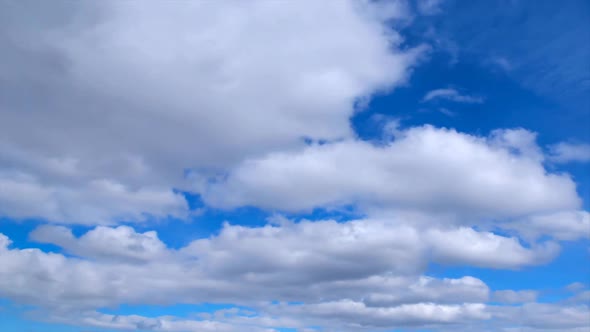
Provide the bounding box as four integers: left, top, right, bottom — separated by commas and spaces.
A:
504, 210, 590, 241
0, 217, 585, 331
422, 88, 484, 103
30, 225, 169, 262
547, 142, 590, 163
426, 227, 559, 269
0, 1, 587, 331
490, 303, 590, 330
0, 172, 188, 224
0, 0, 424, 224
197, 126, 579, 218
0, 220, 547, 325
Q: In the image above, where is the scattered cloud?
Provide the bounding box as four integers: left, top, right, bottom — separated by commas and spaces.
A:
198, 126, 579, 218
417, 0, 445, 16
503, 210, 590, 242
0, 1, 587, 331
29, 225, 169, 262
422, 88, 484, 104
0, 220, 575, 331
489, 56, 513, 71
548, 142, 590, 163
438, 107, 457, 117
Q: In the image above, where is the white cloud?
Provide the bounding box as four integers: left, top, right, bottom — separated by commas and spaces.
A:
0, 220, 545, 310
0, 2, 587, 331
0, 0, 424, 224
198, 126, 579, 218
490, 303, 590, 330
426, 227, 559, 269
422, 88, 484, 103
489, 128, 543, 161
548, 142, 590, 163
0, 172, 188, 225
504, 210, 590, 241
30, 225, 169, 262
0, 218, 585, 331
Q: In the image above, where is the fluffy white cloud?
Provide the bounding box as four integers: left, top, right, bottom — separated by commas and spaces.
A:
0, 0, 423, 224
547, 142, 590, 163
0, 221, 533, 310
0, 171, 188, 225
198, 126, 579, 218
422, 88, 484, 103
0, 218, 585, 331
426, 227, 559, 269
0, 2, 587, 331
490, 303, 590, 330
504, 210, 590, 241
362, 276, 489, 307
30, 225, 169, 262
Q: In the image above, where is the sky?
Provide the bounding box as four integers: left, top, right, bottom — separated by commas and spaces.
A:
0, 0, 589, 331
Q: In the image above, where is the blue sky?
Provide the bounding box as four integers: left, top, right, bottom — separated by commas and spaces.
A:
0, 0, 588, 331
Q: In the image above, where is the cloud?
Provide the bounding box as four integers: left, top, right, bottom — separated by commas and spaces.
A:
438, 107, 457, 117
490, 303, 590, 330
504, 210, 590, 241
422, 88, 484, 103
362, 276, 489, 307
29, 225, 169, 262
0, 2, 587, 331
426, 227, 559, 269
0, 217, 584, 331
270, 301, 489, 328
0, 172, 188, 225
566, 282, 587, 293
490, 56, 513, 71
417, 0, 445, 16
0, 0, 424, 225
547, 142, 590, 163
197, 126, 579, 218
1, 218, 554, 323
46, 310, 273, 332
493, 290, 538, 304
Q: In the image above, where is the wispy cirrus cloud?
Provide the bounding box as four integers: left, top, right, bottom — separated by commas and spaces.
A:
422, 88, 484, 103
